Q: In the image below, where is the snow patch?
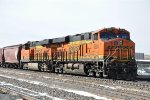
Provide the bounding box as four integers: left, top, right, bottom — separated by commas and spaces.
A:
38, 93, 63, 100
0, 74, 46, 86
18, 73, 31, 76
56, 87, 111, 100
0, 74, 113, 100
99, 84, 116, 90
0, 82, 63, 100
43, 76, 51, 79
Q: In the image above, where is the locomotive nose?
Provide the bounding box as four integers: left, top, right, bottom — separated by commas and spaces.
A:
105, 38, 135, 61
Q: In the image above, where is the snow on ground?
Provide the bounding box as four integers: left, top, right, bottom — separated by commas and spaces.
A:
0, 74, 112, 100
56, 87, 111, 100
18, 72, 32, 76
0, 74, 46, 86
98, 84, 117, 90
43, 76, 51, 79
0, 81, 63, 100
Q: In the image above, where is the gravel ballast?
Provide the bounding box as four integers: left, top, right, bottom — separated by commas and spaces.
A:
0, 68, 150, 100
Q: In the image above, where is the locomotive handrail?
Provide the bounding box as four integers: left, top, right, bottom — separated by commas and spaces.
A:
106, 47, 119, 66
102, 48, 111, 77
103, 48, 111, 69
102, 47, 119, 77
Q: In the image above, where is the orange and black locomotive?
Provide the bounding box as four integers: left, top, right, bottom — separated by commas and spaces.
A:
0, 27, 137, 80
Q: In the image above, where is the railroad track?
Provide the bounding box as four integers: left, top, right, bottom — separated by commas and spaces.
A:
0, 67, 150, 100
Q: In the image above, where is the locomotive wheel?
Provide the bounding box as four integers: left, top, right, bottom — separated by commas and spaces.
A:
14, 64, 19, 69
38, 63, 42, 72
96, 72, 103, 78
5, 64, 9, 68
41, 68, 44, 71
3, 64, 5, 68
99, 72, 103, 78
51, 65, 55, 73
55, 68, 59, 73
19, 63, 23, 69
59, 68, 63, 74
22, 63, 28, 70
59, 64, 64, 74
38, 63, 46, 72
88, 70, 96, 77
41, 68, 44, 72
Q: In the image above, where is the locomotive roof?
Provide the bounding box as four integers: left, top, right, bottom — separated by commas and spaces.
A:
92, 27, 130, 34
35, 32, 92, 44
23, 27, 130, 46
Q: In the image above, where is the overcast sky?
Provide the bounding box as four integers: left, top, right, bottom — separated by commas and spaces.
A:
0, 0, 150, 54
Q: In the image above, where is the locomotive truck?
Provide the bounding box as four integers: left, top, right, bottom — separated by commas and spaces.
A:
0, 27, 137, 80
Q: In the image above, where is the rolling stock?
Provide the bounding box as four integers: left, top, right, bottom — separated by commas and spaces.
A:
0, 27, 137, 80
0, 48, 2, 67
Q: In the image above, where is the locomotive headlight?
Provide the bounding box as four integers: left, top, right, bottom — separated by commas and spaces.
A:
120, 40, 123, 45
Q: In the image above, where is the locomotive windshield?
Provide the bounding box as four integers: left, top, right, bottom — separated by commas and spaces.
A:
117, 33, 130, 39
100, 32, 115, 40
100, 32, 130, 40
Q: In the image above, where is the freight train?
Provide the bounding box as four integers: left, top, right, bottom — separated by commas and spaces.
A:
0, 27, 137, 80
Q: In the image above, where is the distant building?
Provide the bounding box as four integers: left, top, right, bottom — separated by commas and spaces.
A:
135, 53, 144, 60
144, 55, 150, 60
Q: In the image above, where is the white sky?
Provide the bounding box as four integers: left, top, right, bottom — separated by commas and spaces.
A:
0, 0, 150, 54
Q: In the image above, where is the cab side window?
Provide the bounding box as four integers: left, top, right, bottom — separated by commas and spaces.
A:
93, 33, 98, 40
100, 32, 108, 40
100, 32, 115, 40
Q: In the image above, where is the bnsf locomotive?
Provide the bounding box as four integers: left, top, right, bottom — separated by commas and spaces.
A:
0, 27, 137, 80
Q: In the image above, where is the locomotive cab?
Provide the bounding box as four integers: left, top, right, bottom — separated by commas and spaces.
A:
91, 28, 137, 79
92, 28, 135, 61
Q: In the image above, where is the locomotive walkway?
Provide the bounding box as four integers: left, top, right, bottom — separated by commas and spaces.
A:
0, 68, 150, 100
